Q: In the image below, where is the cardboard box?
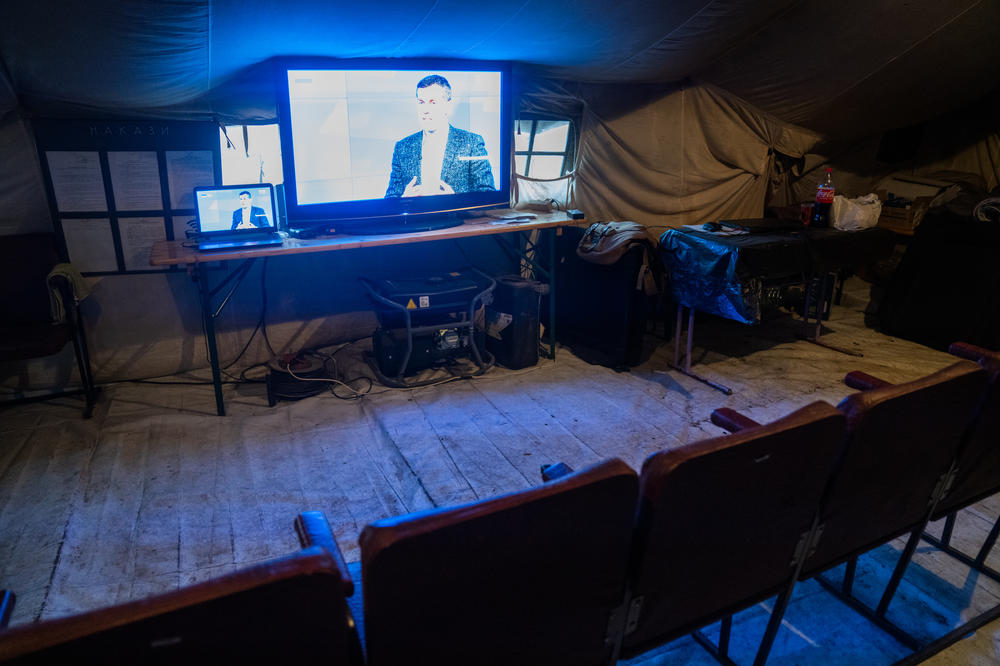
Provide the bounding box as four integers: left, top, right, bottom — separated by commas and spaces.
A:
877, 195, 933, 235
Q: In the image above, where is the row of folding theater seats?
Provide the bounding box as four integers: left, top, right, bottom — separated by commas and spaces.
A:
705, 341, 1000, 664
328, 341, 999, 666
819, 341, 1000, 664
0, 343, 996, 664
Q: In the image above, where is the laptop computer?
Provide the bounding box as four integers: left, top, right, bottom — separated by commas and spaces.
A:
718, 218, 804, 233
195, 183, 284, 251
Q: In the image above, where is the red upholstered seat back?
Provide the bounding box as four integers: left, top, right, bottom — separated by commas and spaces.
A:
623, 401, 845, 656
359, 459, 638, 666
803, 360, 987, 577
933, 348, 1000, 518
0, 548, 360, 664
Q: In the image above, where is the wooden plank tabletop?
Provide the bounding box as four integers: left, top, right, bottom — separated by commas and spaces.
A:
150, 211, 587, 267
876, 217, 916, 237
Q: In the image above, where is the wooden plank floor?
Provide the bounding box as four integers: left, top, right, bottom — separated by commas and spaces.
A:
0, 278, 997, 663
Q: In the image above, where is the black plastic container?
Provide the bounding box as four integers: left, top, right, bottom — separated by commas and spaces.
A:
486, 276, 548, 369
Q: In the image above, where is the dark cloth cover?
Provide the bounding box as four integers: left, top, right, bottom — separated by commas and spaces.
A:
878, 211, 1000, 350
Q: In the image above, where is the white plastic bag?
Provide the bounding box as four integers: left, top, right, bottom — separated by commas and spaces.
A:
832, 193, 882, 231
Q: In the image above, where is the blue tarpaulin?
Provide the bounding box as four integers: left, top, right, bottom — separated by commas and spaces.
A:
658, 228, 809, 325
658, 227, 894, 325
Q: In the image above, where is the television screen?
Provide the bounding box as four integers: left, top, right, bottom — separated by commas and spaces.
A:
195, 183, 277, 235
278, 60, 511, 232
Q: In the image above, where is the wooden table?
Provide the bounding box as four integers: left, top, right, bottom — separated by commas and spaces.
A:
151, 211, 585, 415
876, 218, 917, 237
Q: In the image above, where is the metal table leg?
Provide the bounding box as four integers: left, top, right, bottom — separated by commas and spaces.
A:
193, 258, 258, 416
799, 272, 863, 357
548, 227, 557, 359
669, 304, 733, 395
196, 262, 226, 416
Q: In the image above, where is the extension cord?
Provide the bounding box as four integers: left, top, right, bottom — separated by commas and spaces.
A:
266, 353, 329, 405
268, 354, 324, 375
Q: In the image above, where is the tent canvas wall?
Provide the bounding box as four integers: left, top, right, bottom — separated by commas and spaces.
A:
2, 0, 999, 387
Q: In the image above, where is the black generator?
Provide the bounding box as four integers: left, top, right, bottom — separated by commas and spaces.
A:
361, 269, 496, 383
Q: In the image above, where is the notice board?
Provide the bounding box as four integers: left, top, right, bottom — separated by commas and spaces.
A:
34, 120, 221, 275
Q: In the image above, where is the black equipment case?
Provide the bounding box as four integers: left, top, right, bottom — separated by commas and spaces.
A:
542, 225, 654, 369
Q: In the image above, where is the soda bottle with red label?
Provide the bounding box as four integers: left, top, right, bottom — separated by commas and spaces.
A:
811, 167, 835, 227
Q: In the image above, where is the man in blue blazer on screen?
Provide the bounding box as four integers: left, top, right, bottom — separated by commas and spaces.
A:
231, 190, 270, 229
385, 75, 496, 198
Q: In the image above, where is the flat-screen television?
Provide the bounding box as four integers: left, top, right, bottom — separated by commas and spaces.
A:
277, 59, 512, 234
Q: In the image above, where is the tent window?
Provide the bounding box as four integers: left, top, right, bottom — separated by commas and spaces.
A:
515, 118, 573, 179
219, 124, 284, 186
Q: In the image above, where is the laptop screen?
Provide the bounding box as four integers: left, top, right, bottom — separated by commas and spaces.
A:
195, 184, 278, 236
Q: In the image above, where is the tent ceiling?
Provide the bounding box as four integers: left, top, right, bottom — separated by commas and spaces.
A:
1, 0, 998, 139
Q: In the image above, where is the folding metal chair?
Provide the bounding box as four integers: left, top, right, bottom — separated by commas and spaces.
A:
922, 343, 1000, 575
620, 401, 846, 666
840, 346, 1000, 664
786, 360, 986, 662
356, 459, 638, 665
